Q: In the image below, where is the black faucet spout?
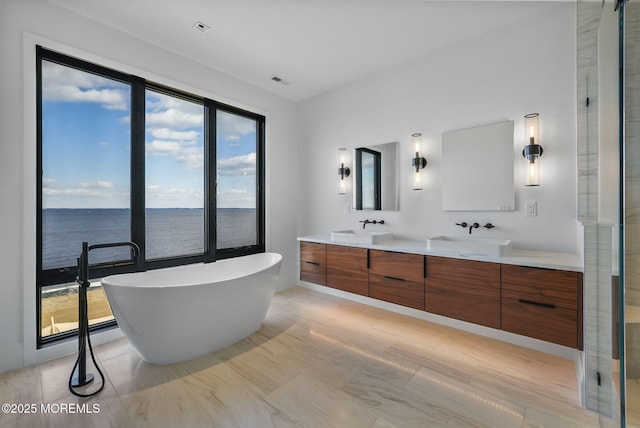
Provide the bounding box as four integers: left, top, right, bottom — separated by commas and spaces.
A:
468, 223, 480, 234
77, 241, 141, 286
359, 219, 385, 229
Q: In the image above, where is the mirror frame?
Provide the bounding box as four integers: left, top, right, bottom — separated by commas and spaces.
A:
355, 147, 382, 210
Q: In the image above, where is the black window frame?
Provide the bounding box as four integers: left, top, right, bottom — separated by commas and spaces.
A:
36, 47, 265, 347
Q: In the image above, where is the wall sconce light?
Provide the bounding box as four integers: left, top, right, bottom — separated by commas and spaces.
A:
412, 133, 427, 190
338, 147, 350, 194
522, 113, 543, 186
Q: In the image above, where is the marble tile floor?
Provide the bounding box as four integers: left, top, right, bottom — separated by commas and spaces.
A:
0, 286, 620, 428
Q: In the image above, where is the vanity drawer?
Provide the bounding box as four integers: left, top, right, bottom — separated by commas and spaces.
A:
327, 244, 369, 296
502, 298, 578, 348
300, 242, 327, 285
301, 242, 327, 265
369, 273, 425, 310
425, 256, 501, 329
501, 265, 579, 310
501, 264, 582, 348
369, 250, 424, 283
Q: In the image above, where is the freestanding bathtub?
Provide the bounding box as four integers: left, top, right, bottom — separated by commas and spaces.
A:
102, 252, 282, 364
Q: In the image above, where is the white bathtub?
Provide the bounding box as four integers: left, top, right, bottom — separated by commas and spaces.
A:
102, 252, 282, 364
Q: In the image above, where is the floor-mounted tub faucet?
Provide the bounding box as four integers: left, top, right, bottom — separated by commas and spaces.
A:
70, 241, 141, 399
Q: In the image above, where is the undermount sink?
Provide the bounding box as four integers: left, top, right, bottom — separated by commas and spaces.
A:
331, 230, 393, 245
427, 236, 512, 257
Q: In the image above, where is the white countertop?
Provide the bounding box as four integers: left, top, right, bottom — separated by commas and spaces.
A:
298, 234, 583, 272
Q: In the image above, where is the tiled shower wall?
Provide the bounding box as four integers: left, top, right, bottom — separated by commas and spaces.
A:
577, 0, 615, 417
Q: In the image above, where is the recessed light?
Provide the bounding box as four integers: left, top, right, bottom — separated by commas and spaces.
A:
271, 75, 291, 86
192, 21, 210, 33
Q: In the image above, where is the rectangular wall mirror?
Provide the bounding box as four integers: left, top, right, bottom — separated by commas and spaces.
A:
442, 120, 515, 211
353, 141, 399, 211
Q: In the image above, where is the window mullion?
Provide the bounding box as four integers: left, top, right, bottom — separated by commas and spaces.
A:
131, 78, 146, 268
257, 117, 266, 252
205, 101, 217, 263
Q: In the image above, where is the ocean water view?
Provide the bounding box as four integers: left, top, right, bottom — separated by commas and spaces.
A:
42, 208, 257, 269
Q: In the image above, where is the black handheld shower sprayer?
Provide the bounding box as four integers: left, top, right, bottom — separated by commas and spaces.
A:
68, 241, 140, 397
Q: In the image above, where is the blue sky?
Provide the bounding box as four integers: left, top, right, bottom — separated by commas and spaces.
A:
42, 60, 257, 209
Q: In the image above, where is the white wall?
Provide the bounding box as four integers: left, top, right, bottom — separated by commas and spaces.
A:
0, 0, 299, 373
298, 3, 578, 253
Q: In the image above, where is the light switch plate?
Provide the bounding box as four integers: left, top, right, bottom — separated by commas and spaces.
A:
525, 201, 537, 217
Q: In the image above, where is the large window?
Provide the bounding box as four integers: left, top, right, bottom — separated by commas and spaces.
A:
145, 89, 206, 260
216, 110, 260, 249
36, 47, 265, 346
40, 60, 132, 270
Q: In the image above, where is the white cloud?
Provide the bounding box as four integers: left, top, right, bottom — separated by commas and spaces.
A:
43, 187, 101, 197
175, 146, 204, 170
149, 127, 199, 141
217, 152, 256, 176
42, 176, 129, 208
145, 185, 204, 208
146, 109, 203, 129
145, 91, 203, 130
146, 139, 203, 170
44, 180, 115, 199
79, 181, 114, 189
228, 188, 247, 194
216, 188, 256, 209
217, 110, 256, 143
144, 94, 204, 169
96, 181, 114, 189
42, 61, 129, 111
146, 140, 182, 157
44, 86, 128, 110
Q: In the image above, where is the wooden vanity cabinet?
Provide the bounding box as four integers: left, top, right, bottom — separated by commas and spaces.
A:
425, 256, 501, 329
369, 250, 425, 310
326, 244, 369, 296
501, 265, 583, 349
300, 239, 583, 349
300, 242, 327, 285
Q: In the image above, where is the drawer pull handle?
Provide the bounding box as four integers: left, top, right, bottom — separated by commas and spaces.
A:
384, 275, 406, 282
518, 299, 556, 309
304, 261, 320, 266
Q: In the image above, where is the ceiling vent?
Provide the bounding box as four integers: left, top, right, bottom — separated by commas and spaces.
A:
271, 75, 291, 86
192, 21, 210, 33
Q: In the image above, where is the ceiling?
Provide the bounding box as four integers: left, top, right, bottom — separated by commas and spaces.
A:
47, 1, 562, 102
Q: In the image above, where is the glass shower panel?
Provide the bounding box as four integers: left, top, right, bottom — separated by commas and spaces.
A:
624, 1, 640, 426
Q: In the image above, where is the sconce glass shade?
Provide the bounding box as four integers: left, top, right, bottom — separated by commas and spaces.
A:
525, 113, 539, 145
412, 133, 427, 190
523, 113, 543, 186
338, 147, 350, 194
